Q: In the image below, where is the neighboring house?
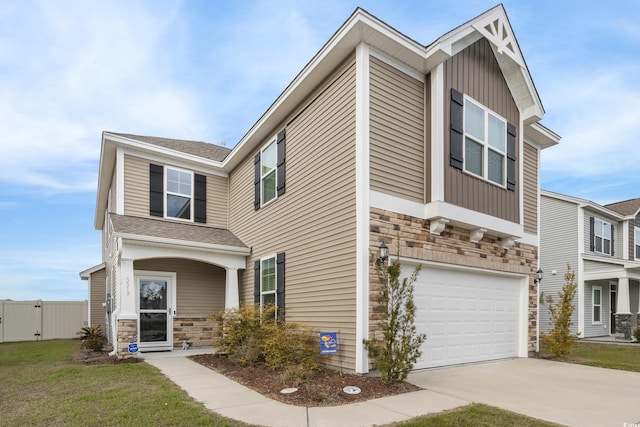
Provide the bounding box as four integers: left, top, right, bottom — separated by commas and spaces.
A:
81, 5, 560, 373
540, 190, 640, 340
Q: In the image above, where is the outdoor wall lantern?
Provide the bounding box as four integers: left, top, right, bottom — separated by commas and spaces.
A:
534, 269, 543, 284
376, 242, 389, 265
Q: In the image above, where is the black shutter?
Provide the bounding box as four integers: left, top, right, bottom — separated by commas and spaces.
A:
506, 122, 516, 191
611, 224, 615, 256
276, 130, 286, 196
589, 217, 595, 251
450, 88, 464, 170
276, 252, 286, 316
194, 174, 206, 223
254, 153, 261, 210
149, 164, 164, 217
254, 260, 260, 304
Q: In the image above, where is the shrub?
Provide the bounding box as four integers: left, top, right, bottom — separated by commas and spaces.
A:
633, 327, 640, 343
364, 247, 426, 384
78, 325, 107, 352
212, 304, 321, 380
539, 265, 580, 359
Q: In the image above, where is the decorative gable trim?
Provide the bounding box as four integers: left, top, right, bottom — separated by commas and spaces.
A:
472, 14, 522, 67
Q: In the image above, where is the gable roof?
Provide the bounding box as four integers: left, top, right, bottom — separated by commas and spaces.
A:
605, 198, 640, 217
108, 133, 231, 162
541, 190, 625, 221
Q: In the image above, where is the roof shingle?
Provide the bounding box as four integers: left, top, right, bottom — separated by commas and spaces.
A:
109, 133, 231, 162
604, 199, 640, 216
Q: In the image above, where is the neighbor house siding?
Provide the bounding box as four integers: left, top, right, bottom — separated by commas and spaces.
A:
369, 56, 424, 203
629, 215, 640, 260
583, 280, 610, 338
539, 195, 579, 335
123, 154, 228, 228
228, 56, 357, 369
134, 258, 225, 317
583, 209, 619, 258
443, 38, 519, 222
89, 268, 106, 331
523, 143, 538, 235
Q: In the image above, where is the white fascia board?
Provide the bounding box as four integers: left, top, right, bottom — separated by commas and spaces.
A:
79, 263, 106, 279
371, 190, 524, 239
524, 122, 561, 150
115, 233, 251, 257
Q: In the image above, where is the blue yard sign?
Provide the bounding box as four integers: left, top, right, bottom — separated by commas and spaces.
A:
128, 343, 139, 353
319, 332, 337, 354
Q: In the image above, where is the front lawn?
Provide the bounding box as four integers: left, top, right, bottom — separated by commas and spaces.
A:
0, 340, 245, 426
392, 404, 563, 426
544, 340, 640, 372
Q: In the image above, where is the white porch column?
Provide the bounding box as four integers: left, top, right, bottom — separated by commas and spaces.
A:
225, 268, 239, 309
617, 277, 631, 314
119, 258, 137, 319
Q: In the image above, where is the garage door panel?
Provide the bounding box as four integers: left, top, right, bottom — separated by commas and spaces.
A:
407, 265, 524, 369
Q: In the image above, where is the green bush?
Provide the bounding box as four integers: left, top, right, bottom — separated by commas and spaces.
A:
633, 327, 640, 343
364, 247, 426, 384
540, 265, 580, 359
212, 304, 321, 380
78, 325, 107, 352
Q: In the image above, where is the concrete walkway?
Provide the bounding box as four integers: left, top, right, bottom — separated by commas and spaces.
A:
144, 352, 640, 427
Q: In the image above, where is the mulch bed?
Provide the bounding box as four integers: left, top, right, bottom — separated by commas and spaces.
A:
189, 354, 420, 407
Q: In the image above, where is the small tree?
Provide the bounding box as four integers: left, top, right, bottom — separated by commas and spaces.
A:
364, 247, 426, 383
539, 264, 580, 359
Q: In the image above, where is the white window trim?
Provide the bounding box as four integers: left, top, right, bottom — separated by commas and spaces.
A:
164, 166, 194, 222
260, 254, 278, 319
594, 218, 612, 256
462, 95, 507, 188
592, 285, 602, 324
260, 136, 278, 207
635, 227, 640, 261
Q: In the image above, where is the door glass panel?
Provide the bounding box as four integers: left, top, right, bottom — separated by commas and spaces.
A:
140, 313, 167, 342
140, 280, 167, 310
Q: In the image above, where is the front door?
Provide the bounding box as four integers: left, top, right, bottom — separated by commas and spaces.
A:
610, 284, 617, 335
137, 274, 174, 351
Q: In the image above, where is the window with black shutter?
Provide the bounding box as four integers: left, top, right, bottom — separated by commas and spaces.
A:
254, 129, 286, 210
254, 253, 285, 320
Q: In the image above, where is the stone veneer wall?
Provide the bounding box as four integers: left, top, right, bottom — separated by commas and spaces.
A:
116, 319, 137, 358
173, 317, 221, 348
369, 207, 539, 354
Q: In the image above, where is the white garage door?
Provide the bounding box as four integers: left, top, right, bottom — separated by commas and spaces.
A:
408, 265, 524, 369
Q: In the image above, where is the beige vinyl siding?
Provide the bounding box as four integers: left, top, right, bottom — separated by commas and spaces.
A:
134, 258, 225, 316
123, 155, 148, 217
123, 154, 228, 227
523, 143, 538, 234
89, 268, 106, 331
444, 38, 519, 222
229, 57, 357, 369
369, 56, 424, 203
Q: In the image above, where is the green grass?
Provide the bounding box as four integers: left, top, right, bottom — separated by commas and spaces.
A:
556, 341, 640, 372
394, 404, 563, 426
0, 340, 247, 426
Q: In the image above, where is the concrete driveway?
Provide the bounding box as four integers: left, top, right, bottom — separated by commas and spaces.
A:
408, 358, 640, 427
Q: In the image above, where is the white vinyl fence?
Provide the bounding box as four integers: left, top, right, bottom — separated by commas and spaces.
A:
0, 300, 88, 343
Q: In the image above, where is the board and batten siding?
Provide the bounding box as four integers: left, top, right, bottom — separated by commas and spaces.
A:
123, 154, 228, 228
523, 143, 538, 235
443, 38, 519, 222
369, 56, 425, 203
89, 268, 106, 331
539, 195, 579, 335
134, 258, 226, 317
228, 57, 357, 370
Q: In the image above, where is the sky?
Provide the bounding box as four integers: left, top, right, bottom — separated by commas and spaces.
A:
1, 0, 639, 301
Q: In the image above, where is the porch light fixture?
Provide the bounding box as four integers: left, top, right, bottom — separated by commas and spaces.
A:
534, 269, 543, 284
376, 242, 389, 265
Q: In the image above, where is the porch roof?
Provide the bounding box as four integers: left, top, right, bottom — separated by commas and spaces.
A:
110, 214, 248, 250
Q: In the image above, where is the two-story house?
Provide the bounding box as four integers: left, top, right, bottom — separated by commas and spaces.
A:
81, 5, 560, 373
540, 190, 640, 340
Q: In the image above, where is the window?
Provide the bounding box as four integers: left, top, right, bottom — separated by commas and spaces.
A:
592, 286, 602, 324
463, 97, 507, 186
635, 227, 640, 260
254, 253, 285, 320
261, 140, 277, 205
165, 167, 193, 220
260, 256, 277, 318
150, 164, 206, 223
254, 130, 286, 210
594, 218, 612, 255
